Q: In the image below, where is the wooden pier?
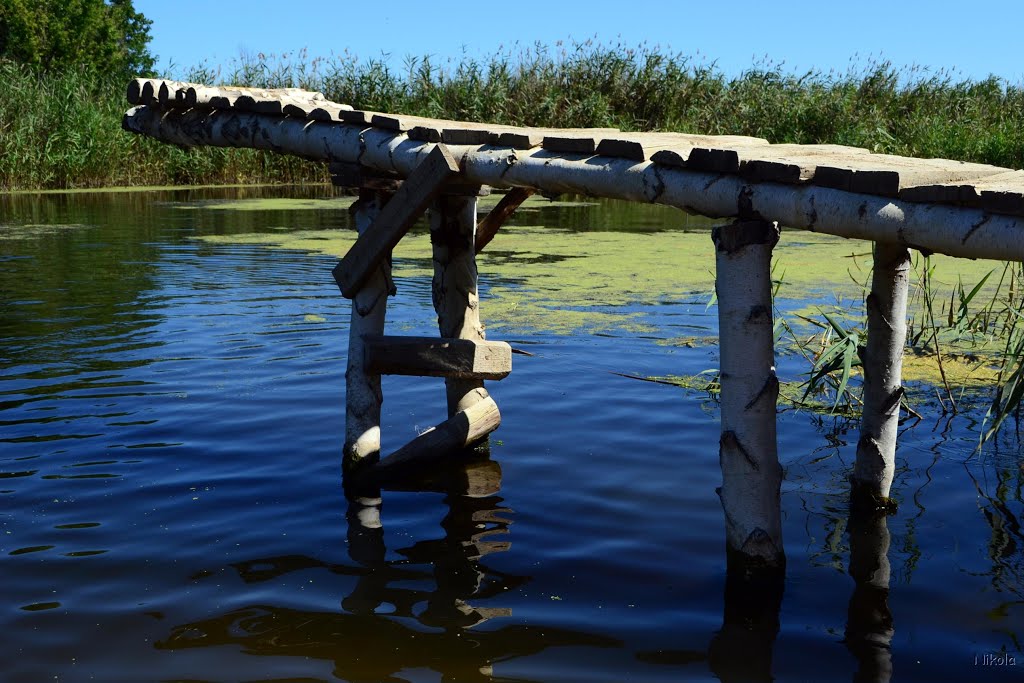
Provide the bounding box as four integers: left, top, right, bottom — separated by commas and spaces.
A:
124, 78, 1024, 575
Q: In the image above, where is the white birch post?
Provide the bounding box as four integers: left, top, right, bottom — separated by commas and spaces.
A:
853, 243, 911, 510
343, 189, 395, 471
713, 219, 785, 571
431, 190, 492, 417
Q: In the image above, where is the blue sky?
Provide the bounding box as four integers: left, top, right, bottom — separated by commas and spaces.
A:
137, 0, 1023, 83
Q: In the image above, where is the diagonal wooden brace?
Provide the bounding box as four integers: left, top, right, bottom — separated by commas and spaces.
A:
333, 144, 461, 298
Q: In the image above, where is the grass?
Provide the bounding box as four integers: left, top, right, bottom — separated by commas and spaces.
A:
2, 39, 1024, 190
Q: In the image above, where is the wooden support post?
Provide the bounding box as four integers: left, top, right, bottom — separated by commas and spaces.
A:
712, 219, 785, 572
334, 144, 460, 298
853, 243, 911, 511
431, 188, 492, 417
343, 189, 394, 471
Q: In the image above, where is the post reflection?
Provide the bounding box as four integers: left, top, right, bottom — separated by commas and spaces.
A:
708, 563, 785, 682
155, 457, 619, 682
844, 510, 894, 683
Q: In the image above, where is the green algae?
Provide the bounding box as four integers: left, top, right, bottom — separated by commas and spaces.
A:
173, 196, 359, 212
0, 223, 88, 240
189, 220, 1015, 339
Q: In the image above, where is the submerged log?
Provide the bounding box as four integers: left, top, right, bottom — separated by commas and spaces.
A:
853, 243, 911, 510
121, 106, 1024, 258
713, 219, 785, 572
367, 396, 502, 481
343, 190, 395, 471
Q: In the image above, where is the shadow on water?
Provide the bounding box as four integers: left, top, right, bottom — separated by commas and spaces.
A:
155, 457, 621, 682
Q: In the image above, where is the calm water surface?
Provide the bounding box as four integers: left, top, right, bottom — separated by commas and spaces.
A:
1, 187, 1021, 682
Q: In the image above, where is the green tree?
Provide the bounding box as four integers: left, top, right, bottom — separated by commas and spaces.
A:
0, 0, 155, 78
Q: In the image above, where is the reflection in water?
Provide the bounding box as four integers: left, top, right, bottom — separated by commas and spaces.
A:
156, 458, 619, 681
844, 511, 894, 683
708, 565, 785, 683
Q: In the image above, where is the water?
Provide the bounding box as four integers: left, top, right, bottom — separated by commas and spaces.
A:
1, 187, 1021, 683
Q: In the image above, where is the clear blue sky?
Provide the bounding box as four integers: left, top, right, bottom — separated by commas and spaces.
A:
137, 0, 1024, 84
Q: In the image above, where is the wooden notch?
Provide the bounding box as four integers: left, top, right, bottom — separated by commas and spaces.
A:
365, 396, 501, 480
333, 144, 461, 298
364, 335, 512, 380
328, 162, 402, 191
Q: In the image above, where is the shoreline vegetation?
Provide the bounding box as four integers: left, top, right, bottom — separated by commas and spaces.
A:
2, 40, 1023, 190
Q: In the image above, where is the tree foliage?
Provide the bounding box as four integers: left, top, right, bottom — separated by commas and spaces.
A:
0, 0, 154, 78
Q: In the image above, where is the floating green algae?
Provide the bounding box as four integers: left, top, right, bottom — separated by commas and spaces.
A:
173, 196, 359, 212
0, 223, 89, 240
189, 219, 1012, 338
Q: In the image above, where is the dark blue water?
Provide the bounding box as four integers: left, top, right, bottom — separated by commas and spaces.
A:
1, 187, 1021, 682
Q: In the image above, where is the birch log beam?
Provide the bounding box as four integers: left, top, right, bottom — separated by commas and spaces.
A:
853, 243, 911, 511
121, 107, 1024, 261
432, 190, 493, 417
713, 219, 785, 572
343, 189, 395, 472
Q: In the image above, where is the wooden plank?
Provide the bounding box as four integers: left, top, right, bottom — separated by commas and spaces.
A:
650, 135, 771, 170
972, 170, 1024, 216
542, 135, 597, 155
306, 102, 355, 121
334, 144, 461, 297
364, 335, 512, 380
725, 144, 870, 184
813, 153, 1006, 199
476, 187, 535, 252
368, 396, 501, 479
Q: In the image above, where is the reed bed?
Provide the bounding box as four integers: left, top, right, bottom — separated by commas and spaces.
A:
2, 40, 1024, 190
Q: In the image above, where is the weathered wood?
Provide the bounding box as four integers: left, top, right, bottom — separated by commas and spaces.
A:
122, 105, 1024, 258
182, 85, 327, 114
977, 170, 1024, 216
344, 190, 395, 471
140, 80, 158, 106
334, 144, 461, 298
306, 102, 354, 121
713, 219, 784, 570
814, 154, 1006, 199
157, 80, 199, 107
476, 187, 536, 253
364, 335, 512, 380
650, 136, 771, 170
853, 243, 910, 510
431, 190, 491, 416
597, 132, 765, 163
126, 78, 157, 105
542, 135, 597, 155
368, 396, 502, 478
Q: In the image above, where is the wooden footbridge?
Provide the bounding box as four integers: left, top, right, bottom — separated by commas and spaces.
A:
124, 79, 1024, 574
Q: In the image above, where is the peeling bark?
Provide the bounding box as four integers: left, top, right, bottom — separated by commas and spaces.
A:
853, 243, 911, 510
713, 220, 785, 570
344, 190, 393, 470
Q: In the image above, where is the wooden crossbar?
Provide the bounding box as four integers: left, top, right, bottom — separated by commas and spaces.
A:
333, 144, 460, 298
364, 335, 512, 380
